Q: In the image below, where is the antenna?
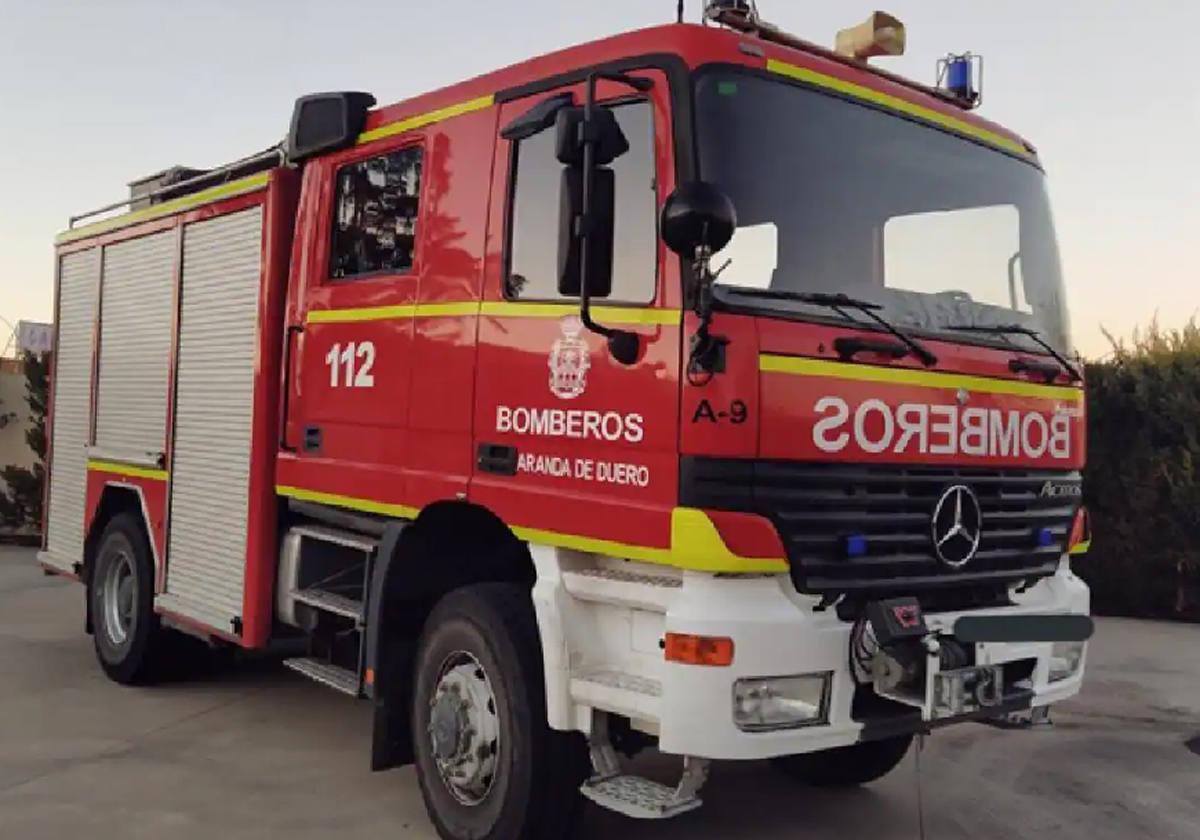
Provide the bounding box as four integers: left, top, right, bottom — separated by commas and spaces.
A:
677, 0, 684, 23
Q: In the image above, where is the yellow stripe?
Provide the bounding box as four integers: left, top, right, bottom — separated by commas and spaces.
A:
760, 354, 1083, 402
480, 302, 682, 326
1069, 539, 1091, 556
766, 59, 1031, 160
306, 302, 481, 324
307, 301, 680, 327
513, 508, 787, 573
276, 485, 420, 519
275, 484, 787, 574
57, 172, 271, 246
358, 95, 496, 145
88, 460, 169, 482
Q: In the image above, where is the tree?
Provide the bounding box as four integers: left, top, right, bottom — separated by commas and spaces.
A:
0, 351, 50, 531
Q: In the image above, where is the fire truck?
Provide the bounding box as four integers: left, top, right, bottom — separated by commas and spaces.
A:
40, 4, 1094, 837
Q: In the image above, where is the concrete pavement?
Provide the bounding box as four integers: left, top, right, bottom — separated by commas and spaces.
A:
1, 545, 1198, 839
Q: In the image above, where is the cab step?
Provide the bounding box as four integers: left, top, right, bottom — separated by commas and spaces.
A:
581, 774, 704, 820
292, 587, 364, 622
581, 713, 708, 820
570, 670, 662, 722
283, 657, 360, 696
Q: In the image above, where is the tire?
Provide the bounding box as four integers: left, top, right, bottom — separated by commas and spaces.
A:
412, 583, 588, 840
771, 734, 913, 787
89, 512, 166, 685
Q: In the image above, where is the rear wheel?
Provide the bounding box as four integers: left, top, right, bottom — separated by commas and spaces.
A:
771, 734, 913, 787
89, 512, 166, 685
412, 583, 588, 840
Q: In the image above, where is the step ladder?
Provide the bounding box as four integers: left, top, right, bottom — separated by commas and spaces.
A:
281, 524, 378, 697
580, 712, 708, 820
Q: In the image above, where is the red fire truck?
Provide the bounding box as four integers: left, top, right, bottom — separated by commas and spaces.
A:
40, 4, 1093, 837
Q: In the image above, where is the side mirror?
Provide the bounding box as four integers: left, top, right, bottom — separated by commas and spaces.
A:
558, 167, 615, 298
286, 91, 377, 163
554, 107, 629, 168
661, 182, 737, 258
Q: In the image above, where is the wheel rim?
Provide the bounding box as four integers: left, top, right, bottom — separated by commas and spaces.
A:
101, 549, 136, 647
428, 650, 501, 807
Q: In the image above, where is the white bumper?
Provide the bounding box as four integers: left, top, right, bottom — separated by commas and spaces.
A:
658, 561, 1089, 759
535, 546, 1090, 762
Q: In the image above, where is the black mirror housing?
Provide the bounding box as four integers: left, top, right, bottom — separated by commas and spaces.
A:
554, 107, 630, 168
661, 182, 738, 257
286, 91, 377, 163
502, 92, 575, 142
558, 167, 614, 298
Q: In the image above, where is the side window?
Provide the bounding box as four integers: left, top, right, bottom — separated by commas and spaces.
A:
507, 100, 657, 303
330, 145, 423, 280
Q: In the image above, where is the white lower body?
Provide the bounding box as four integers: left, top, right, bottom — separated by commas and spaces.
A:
532, 547, 1089, 761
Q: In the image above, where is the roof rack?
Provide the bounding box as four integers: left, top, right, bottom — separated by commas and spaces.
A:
67, 144, 285, 229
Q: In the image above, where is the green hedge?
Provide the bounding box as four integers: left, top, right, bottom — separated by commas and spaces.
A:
1077, 320, 1200, 620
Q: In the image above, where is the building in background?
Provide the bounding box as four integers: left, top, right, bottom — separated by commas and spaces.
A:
0, 355, 35, 473
1, 321, 51, 488
15, 321, 52, 356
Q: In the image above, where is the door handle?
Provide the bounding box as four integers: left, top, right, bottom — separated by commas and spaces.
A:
303, 425, 323, 453
280, 324, 305, 452
477, 443, 518, 476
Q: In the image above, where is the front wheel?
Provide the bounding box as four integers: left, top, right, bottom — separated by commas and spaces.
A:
771, 734, 913, 787
412, 583, 588, 840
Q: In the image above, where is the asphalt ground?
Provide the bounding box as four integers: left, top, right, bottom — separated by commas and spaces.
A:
1, 545, 1198, 839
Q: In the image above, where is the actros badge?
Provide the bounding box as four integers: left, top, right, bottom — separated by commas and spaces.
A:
549, 316, 590, 400
931, 484, 983, 567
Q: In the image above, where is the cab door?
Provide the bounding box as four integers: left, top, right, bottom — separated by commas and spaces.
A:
281, 135, 427, 503
471, 70, 685, 552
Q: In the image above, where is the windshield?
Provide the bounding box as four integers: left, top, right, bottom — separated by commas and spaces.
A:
695, 70, 1072, 354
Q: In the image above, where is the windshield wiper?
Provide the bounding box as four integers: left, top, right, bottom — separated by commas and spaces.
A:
946, 323, 1082, 382
722, 288, 939, 367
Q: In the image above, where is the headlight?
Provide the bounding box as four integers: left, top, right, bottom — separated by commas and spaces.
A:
733, 673, 831, 731
1048, 641, 1085, 682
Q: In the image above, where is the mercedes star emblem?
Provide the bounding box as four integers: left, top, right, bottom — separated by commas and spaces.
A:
931, 484, 983, 567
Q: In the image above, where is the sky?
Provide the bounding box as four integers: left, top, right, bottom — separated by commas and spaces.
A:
0, 0, 1195, 359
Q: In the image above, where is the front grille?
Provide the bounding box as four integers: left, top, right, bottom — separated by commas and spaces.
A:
680, 458, 1080, 595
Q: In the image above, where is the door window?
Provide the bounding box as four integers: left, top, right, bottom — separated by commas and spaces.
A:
505, 100, 657, 303
330, 145, 424, 280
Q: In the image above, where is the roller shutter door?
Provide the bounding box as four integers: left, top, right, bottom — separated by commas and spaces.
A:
94, 230, 174, 459
42, 249, 99, 572
161, 207, 263, 632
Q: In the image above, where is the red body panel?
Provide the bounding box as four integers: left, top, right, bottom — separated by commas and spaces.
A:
241, 169, 301, 648
278, 107, 498, 513
756, 319, 1085, 469
84, 469, 169, 583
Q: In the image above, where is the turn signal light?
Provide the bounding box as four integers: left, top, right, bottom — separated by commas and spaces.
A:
664, 633, 735, 667
1068, 507, 1092, 555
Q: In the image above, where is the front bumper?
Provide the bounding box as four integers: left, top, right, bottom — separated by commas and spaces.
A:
657, 560, 1089, 760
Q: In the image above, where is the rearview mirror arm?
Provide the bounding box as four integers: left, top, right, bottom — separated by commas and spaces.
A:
686, 238, 731, 382
577, 71, 654, 366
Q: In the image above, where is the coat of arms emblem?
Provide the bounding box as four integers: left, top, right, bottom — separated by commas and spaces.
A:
548, 316, 590, 400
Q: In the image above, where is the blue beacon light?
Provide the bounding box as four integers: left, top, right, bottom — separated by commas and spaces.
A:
938, 53, 982, 109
